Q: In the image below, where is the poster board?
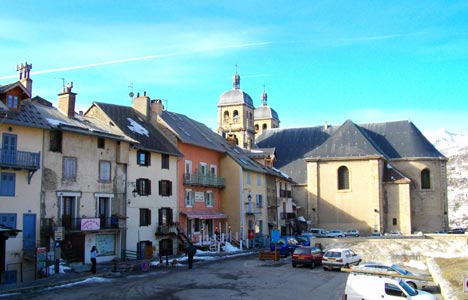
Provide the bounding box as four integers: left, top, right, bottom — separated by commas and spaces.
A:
96, 234, 115, 256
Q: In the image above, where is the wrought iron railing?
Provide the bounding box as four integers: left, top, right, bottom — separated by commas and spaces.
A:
0, 149, 40, 169
183, 173, 225, 188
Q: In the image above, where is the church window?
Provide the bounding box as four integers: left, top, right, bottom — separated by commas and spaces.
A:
262, 123, 267, 130
255, 124, 259, 132
233, 110, 239, 123
421, 169, 431, 189
223, 111, 229, 123
337, 166, 349, 190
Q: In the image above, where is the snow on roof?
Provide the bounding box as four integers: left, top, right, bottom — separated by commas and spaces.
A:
127, 118, 149, 136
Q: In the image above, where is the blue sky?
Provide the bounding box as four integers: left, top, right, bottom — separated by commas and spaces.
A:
1, 1, 468, 135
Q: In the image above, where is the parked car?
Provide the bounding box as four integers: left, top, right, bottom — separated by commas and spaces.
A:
269, 236, 299, 256
291, 246, 324, 269
386, 230, 403, 236
295, 235, 312, 246
343, 273, 436, 300
448, 227, 466, 234
371, 231, 383, 237
327, 230, 345, 238
352, 262, 430, 289
322, 248, 361, 270
308, 228, 328, 237
344, 229, 360, 237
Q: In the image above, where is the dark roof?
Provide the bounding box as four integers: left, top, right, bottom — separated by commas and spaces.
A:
256, 126, 334, 183
94, 102, 183, 156
256, 120, 445, 184
159, 110, 226, 152
218, 89, 254, 108
0, 100, 50, 129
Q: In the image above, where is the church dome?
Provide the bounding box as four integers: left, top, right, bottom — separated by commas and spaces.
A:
218, 71, 254, 107
255, 105, 279, 121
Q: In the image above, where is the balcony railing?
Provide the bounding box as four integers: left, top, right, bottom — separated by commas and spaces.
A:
0, 149, 40, 169
245, 201, 262, 215
155, 224, 178, 235
280, 212, 297, 220
183, 173, 225, 188
279, 190, 292, 198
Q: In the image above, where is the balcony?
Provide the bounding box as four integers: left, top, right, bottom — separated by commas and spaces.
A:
155, 224, 178, 236
279, 190, 292, 198
280, 212, 297, 220
0, 149, 41, 183
245, 201, 262, 215
183, 173, 225, 188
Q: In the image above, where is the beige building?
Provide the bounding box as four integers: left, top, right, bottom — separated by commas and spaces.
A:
257, 120, 448, 235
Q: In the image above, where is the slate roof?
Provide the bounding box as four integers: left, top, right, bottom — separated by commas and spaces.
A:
0, 100, 49, 129
93, 102, 183, 156
158, 110, 226, 152
218, 89, 254, 108
255, 105, 279, 121
255, 120, 445, 184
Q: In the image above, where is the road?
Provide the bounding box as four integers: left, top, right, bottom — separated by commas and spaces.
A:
5, 253, 441, 300
7, 254, 349, 300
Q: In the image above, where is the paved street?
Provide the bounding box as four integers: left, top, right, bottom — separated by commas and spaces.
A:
6, 254, 349, 300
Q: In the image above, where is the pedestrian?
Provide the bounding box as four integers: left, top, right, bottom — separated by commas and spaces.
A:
90, 245, 99, 274
186, 243, 197, 269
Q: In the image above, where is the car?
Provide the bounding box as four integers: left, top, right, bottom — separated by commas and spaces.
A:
344, 229, 360, 237
326, 230, 345, 238
386, 230, 403, 236
308, 228, 328, 237
294, 235, 312, 246
322, 248, 361, 270
352, 262, 430, 289
291, 246, 324, 269
269, 236, 299, 256
371, 231, 383, 237
448, 227, 466, 234
343, 273, 436, 300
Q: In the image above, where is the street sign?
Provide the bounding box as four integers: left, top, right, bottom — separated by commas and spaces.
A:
54, 227, 64, 241
464, 277, 468, 292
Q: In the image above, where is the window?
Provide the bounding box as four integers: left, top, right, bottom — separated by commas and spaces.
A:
137, 150, 151, 166
99, 160, 111, 182
0, 172, 15, 196
223, 111, 230, 123
50, 130, 62, 152
161, 154, 169, 169
0, 213, 16, 228
421, 169, 431, 189
256, 194, 263, 208
185, 189, 194, 207
139, 208, 151, 226
159, 207, 173, 226
63, 157, 77, 181
97, 137, 105, 149
393, 218, 398, 226
136, 178, 151, 196
246, 172, 251, 185
210, 165, 217, 176
99, 197, 111, 227
338, 166, 349, 190
2, 133, 17, 165
159, 180, 172, 196
199, 163, 207, 175
205, 191, 214, 207
256, 174, 262, 186
7, 95, 18, 109
233, 110, 239, 122
384, 283, 404, 297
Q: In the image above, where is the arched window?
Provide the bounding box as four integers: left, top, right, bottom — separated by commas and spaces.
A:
254, 124, 259, 132
262, 123, 267, 130
233, 110, 239, 123
421, 169, 431, 189
223, 111, 230, 123
337, 166, 349, 190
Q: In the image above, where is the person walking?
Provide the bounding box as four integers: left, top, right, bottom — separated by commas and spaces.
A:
186, 243, 197, 269
90, 245, 99, 274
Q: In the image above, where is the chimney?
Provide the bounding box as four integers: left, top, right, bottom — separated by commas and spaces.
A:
150, 99, 164, 122
324, 121, 329, 130
57, 82, 77, 118
16, 62, 33, 96
132, 92, 150, 120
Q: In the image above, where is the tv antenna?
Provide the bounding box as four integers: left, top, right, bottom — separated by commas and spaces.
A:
128, 83, 134, 98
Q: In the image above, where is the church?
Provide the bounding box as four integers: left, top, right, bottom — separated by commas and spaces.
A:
217, 71, 448, 235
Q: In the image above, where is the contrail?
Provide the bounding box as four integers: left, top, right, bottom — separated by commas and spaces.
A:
0, 41, 271, 80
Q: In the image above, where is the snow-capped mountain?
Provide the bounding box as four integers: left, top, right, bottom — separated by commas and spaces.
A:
424, 129, 468, 229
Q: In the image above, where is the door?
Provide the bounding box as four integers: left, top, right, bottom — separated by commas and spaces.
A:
23, 214, 36, 250
99, 197, 110, 228
2, 133, 17, 165
62, 197, 74, 229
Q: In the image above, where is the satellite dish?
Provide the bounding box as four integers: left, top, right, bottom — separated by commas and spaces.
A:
129, 92, 134, 98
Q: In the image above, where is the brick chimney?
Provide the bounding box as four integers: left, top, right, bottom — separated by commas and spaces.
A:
57, 82, 76, 118
132, 91, 150, 120
150, 99, 164, 122
16, 62, 33, 96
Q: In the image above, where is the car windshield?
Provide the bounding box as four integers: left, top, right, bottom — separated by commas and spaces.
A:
391, 264, 408, 275
399, 279, 417, 296
296, 236, 307, 243
294, 248, 309, 254
325, 251, 341, 258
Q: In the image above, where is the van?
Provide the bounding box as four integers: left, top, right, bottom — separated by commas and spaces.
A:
343, 273, 436, 300
309, 228, 327, 237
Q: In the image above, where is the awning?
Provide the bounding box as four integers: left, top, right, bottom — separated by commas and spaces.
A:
181, 211, 228, 220
0, 226, 21, 239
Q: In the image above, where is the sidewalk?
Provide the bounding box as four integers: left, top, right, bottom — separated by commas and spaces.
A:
0, 262, 117, 296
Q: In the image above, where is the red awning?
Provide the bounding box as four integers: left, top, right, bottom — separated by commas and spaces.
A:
181, 211, 228, 220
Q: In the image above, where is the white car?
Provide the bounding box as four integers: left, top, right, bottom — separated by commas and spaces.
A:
326, 230, 345, 238
344, 229, 360, 237
322, 248, 361, 270
353, 262, 429, 289
343, 273, 436, 300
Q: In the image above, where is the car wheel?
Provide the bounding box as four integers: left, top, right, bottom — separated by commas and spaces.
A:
344, 263, 350, 269
292, 263, 296, 268
310, 260, 315, 269
323, 266, 328, 271
407, 281, 417, 289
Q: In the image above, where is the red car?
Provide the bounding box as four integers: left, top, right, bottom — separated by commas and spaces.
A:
291, 246, 324, 269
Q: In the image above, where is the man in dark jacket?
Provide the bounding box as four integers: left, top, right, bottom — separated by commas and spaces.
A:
186, 243, 197, 269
